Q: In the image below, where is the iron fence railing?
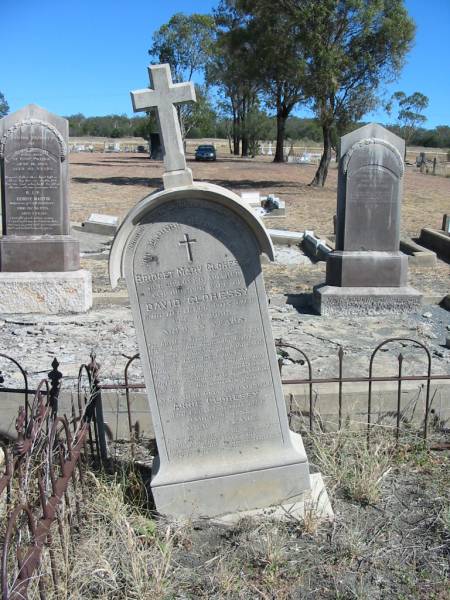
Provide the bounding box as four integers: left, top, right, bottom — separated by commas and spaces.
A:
0, 354, 103, 600
0, 336, 449, 597
93, 337, 449, 450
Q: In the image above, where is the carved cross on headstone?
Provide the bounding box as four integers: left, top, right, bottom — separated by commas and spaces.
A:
130, 64, 196, 189
179, 233, 197, 262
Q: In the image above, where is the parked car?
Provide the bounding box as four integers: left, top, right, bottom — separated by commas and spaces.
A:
195, 144, 216, 161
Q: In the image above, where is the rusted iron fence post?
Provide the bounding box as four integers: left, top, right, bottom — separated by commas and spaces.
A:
87, 353, 108, 465
0, 355, 103, 600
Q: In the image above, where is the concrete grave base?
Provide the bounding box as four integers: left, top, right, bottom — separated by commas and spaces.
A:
400, 239, 437, 267
0, 270, 92, 314
81, 213, 119, 236
326, 251, 408, 287
0, 235, 80, 272
209, 472, 333, 526
152, 432, 311, 520
313, 284, 422, 316
267, 229, 304, 245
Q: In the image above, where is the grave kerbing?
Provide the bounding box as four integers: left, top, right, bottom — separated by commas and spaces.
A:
110, 64, 323, 520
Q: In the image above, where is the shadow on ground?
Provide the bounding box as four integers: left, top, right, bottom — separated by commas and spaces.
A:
197, 177, 299, 190
72, 176, 162, 187
284, 293, 318, 315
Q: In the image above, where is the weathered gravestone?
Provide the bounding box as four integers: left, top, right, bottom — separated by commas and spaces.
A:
0, 104, 92, 313
110, 64, 316, 520
314, 123, 422, 315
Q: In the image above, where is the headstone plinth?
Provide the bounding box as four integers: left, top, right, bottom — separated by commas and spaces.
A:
314, 124, 422, 315
0, 270, 92, 314
0, 105, 91, 313
0, 236, 80, 272
110, 184, 312, 519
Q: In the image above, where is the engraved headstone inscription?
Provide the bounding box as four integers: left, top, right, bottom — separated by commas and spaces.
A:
314, 123, 422, 315
111, 186, 311, 519
0, 104, 79, 271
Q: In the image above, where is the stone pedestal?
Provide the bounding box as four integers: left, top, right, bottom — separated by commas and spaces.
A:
314, 284, 422, 316
326, 251, 408, 287
0, 236, 80, 272
152, 431, 311, 519
0, 270, 92, 314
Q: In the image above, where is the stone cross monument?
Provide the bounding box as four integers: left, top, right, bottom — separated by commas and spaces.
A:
131, 64, 196, 189
110, 65, 327, 521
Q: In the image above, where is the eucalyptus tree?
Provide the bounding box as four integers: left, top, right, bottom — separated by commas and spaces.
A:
386, 91, 429, 152
149, 13, 215, 139
281, 0, 415, 186
209, 1, 260, 156
235, 0, 307, 162
0, 92, 9, 117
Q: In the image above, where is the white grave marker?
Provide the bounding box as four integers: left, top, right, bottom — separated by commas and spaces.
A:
110, 64, 318, 520
131, 64, 196, 189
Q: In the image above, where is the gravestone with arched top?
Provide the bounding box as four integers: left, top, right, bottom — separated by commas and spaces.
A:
315, 123, 422, 315
109, 64, 317, 520
0, 105, 92, 313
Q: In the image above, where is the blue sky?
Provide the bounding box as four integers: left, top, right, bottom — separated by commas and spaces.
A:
2, 0, 449, 128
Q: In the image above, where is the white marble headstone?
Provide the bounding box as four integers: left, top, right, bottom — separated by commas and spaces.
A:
110, 185, 311, 519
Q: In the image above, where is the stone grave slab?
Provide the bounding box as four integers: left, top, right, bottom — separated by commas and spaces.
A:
82, 213, 119, 236
240, 191, 261, 207
418, 227, 450, 261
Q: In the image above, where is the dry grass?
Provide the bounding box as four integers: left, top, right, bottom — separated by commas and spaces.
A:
20, 430, 449, 600
308, 430, 393, 504
41, 471, 191, 599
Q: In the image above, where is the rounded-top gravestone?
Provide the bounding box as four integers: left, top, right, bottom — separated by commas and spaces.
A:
110, 183, 311, 519
0, 104, 79, 272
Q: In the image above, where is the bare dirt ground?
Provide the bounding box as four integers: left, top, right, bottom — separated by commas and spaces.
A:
71, 151, 450, 299
70, 151, 450, 235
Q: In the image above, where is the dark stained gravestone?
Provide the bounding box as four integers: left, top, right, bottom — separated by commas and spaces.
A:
0, 104, 79, 271
111, 186, 312, 519
315, 123, 422, 315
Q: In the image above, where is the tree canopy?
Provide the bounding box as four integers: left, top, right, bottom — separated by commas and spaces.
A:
149, 12, 215, 83
280, 0, 416, 185
0, 92, 9, 117
232, 0, 307, 161
63, 2, 447, 176
386, 90, 429, 149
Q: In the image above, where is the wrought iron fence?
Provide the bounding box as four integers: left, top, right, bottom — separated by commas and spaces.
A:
93, 337, 449, 450
0, 354, 103, 600
0, 336, 449, 597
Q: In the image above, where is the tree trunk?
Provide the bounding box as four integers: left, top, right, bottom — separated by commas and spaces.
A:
274, 108, 288, 163
310, 123, 332, 186
233, 114, 240, 155
227, 133, 233, 154
241, 135, 249, 157
241, 96, 249, 157
233, 133, 240, 155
